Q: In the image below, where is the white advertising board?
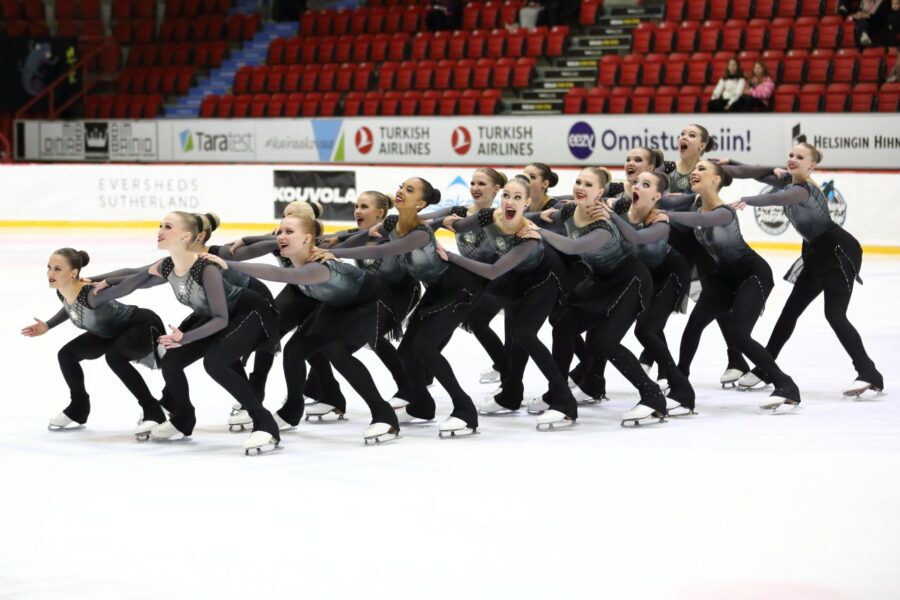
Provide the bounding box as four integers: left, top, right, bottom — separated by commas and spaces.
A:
0, 164, 897, 249
17, 114, 900, 169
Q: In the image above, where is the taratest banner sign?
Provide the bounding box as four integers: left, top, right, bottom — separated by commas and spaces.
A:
0, 164, 898, 249
16, 114, 900, 169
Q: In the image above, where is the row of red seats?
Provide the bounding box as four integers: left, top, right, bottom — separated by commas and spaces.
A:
57, 19, 104, 37
666, 0, 838, 21
1, 0, 44, 19
200, 89, 503, 118
633, 17, 855, 55
54, 0, 101, 19
82, 36, 123, 75
775, 82, 899, 112
2, 19, 49, 36
460, 1, 526, 30
113, 13, 258, 44
599, 48, 894, 87
268, 26, 567, 65
126, 41, 229, 69
117, 66, 196, 95
236, 58, 536, 94
85, 94, 163, 119
579, 0, 603, 26
562, 82, 894, 114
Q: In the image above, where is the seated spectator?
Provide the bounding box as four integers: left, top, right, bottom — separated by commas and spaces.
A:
707, 58, 745, 112
730, 61, 775, 112
425, 0, 462, 31
850, 0, 890, 47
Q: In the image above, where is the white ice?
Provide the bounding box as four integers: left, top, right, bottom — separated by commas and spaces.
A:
2, 228, 899, 600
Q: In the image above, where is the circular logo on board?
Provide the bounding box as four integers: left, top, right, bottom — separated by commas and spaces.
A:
567, 121, 595, 160
355, 127, 373, 154
451, 126, 472, 155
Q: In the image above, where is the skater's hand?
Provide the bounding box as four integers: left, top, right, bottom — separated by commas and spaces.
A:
227, 237, 247, 255
368, 223, 383, 238
435, 240, 449, 261
158, 325, 184, 349
646, 209, 669, 225
80, 277, 92, 283
148, 260, 164, 277
442, 215, 462, 232
309, 248, 335, 263
317, 236, 338, 249
516, 220, 539, 239
21, 318, 48, 337
199, 252, 228, 269
729, 199, 747, 211
539, 208, 557, 223
90, 279, 110, 294
588, 201, 611, 220
773, 167, 788, 180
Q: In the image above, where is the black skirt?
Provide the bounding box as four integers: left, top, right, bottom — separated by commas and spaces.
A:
785, 225, 863, 295
569, 254, 653, 317
121, 307, 165, 370
299, 276, 400, 349
412, 263, 485, 321
649, 248, 691, 314
700, 254, 774, 314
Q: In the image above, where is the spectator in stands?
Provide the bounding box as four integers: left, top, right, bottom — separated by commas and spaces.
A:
730, 61, 775, 112
849, 0, 890, 47
425, 0, 462, 31
707, 58, 745, 112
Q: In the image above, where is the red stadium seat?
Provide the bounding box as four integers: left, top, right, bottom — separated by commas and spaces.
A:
343, 91, 365, 116
655, 85, 678, 112
370, 33, 390, 62
685, 0, 707, 21
676, 21, 699, 52
511, 57, 534, 88
547, 25, 568, 57
468, 29, 488, 59
664, 53, 688, 85
817, 16, 842, 49
433, 59, 454, 89
453, 58, 474, 88
267, 93, 286, 117
597, 53, 621, 86
564, 87, 587, 113
410, 32, 430, 61
753, 0, 776, 18
333, 9, 351, 35
850, 83, 877, 111
721, 20, 746, 53
420, 90, 440, 115
388, 32, 408, 61
493, 57, 513, 88
877, 82, 900, 112
859, 51, 885, 83
631, 86, 655, 113
677, 85, 702, 112
439, 89, 460, 115
472, 58, 494, 89
619, 55, 641, 86
413, 59, 435, 90
608, 86, 631, 113
641, 54, 666, 86
580, 0, 601, 26
744, 19, 768, 52
782, 50, 808, 84
301, 63, 320, 92
653, 22, 676, 53
687, 52, 711, 84
801, 0, 824, 16
697, 21, 722, 52
777, 0, 799, 17
773, 84, 800, 111
399, 90, 420, 115
506, 28, 525, 57
823, 83, 850, 111
215, 95, 234, 118
448, 30, 467, 59
585, 87, 608, 113
807, 49, 833, 84
393, 60, 415, 90
335, 35, 354, 63
478, 89, 501, 114
632, 22, 653, 54
319, 63, 338, 91
708, 0, 729, 20
665, 0, 685, 22
200, 94, 218, 118
284, 93, 303, 117
768, 18, 793, 51
799, 83, 825, 111
793, 17, 818, 50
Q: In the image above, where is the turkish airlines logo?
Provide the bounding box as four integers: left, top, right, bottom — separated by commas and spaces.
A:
451, 126, 471, 155
355, 127, 374, 154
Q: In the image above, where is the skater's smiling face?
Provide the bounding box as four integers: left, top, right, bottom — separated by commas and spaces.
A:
46, 253, 77, 288
470, 170, 501, 208
678, 125, 707, 159
354, 193, 386, 230
276, 215, 315, 258
572, 168, 605, 204
787, 143, 820, 178
690, 160, 731, 192
499, 179, 530, 223
394, 178, 428, 212
157, 212, 193, 251
624, 148, 657, 182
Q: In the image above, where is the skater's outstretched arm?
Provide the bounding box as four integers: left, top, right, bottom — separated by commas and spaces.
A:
538, 227, 613, 255
737, 186, 809, 207
86, 270, 162, 306
609, 214, 670, 245
223, 260, 331, 286
45, 307, 69, 330
176, 266, 231, 345
445, 240, 539, 280
659, 193, 696, 211
86, 262, 154, 281
329, 229, 431, 260
333, 228, 376, 249
213, 240, 279, 261
448, 211, 482, 234
665, 206, 734, 228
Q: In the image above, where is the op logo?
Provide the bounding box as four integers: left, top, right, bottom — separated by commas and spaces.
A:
355, 127, 374, 154
451, 126, 472, 155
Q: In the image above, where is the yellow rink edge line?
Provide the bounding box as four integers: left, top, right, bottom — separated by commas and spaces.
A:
2, 220, 899, 255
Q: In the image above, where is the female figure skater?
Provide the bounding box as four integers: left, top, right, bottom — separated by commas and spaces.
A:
663, 124, 751, 387
435, 176, 574, 427
326, 177, 485, 438
107, 212, 281, 453
732, 144, 884, 398
531, 167, 668, 428
21, 248, 167, 437
663, 162, 801, 413
203, 214, 402, 444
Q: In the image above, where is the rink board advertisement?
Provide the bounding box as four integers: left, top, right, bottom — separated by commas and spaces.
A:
0, 163, 899, 250
16, 114, 900, 169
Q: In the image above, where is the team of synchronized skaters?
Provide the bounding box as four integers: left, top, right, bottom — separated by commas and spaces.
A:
22, 123, 885, 454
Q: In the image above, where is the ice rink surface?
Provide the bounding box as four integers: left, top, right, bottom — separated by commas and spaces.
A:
1, 228, 898, 600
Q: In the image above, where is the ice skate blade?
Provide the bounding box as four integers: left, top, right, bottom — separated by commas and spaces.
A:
244, 442, 282, 456
843, 388, 885, 402
620, 415, 667, 427
535, 419, 576, 432
47, 424, 85, 432
135, 432, 151, 441
721, 382, 737, 389
228, 423, 250, 432
438, 428, 479, 439
737, 384, 769, 392
304, 412, 346, 423
151, 435, 189, 442
667, 407, 697, 418
364, 432, 400, 445
758, 401, 801, 414
479, 375, 501, 384
479, 407, 519, 416
576, 395, 608, 406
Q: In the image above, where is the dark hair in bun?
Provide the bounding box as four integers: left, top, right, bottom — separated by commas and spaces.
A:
690, 124, 717, 154
307, 201, 323, 219
528, 162, 558, 188
637, 147, 665, 169
415, 177, 442, 206
709, 162, 733, 189
54, 248, 90, 273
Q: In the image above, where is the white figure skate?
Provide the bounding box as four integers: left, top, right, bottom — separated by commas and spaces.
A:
842, 380, 884, 401
363, 422, 400, 445
228, 409, 253, 432
535, 409, 576, 431
47, 412, 83, 431
620, 404, 667, 427
737, 371, 768, 391
149, 421, 187, 441
720, 368, 746, 389
134, 420, 159, 441
304, 402, 346, 423
438, 416, 478, 438
243, 431, 281, 455
479, 367, 501, 384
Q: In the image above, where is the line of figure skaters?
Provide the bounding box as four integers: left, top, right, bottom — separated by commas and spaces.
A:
22, 123, 885, 455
